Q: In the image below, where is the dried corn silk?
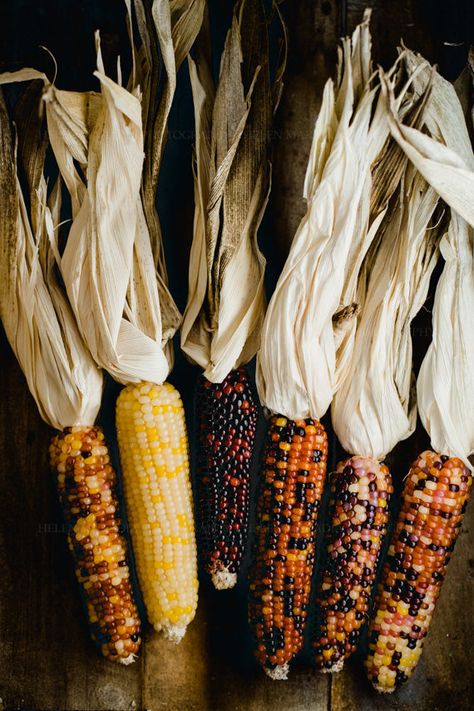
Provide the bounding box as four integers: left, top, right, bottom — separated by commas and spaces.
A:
181, 0, 278, 382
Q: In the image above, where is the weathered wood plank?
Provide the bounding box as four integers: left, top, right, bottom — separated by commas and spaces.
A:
0, 332, 142, 710
346, 0, 438, 68
265, 0, 343, 273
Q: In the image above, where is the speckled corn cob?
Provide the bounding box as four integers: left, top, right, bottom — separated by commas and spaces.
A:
314, 456, 393, 672
49, 426, 141, 663
196, 367, 258, 590
116, 381, 198, 642
365, 451, 472, 692
249, 416, 328, 679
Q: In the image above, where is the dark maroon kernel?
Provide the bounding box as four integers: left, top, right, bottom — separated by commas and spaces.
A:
196, 367, 257, 586
314, 456, 393, 671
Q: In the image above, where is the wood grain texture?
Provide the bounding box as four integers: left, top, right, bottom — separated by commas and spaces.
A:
0, 332, 142, 711
1, 1, 474, 710
265, 0, 342, 273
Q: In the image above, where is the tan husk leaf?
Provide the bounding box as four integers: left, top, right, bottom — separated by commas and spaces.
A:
386, 53, 474, 465
125, 0, 204, 346
331, 161, 440, 460
0, 47, 171, 385
0, 87, 102, 430
181, 0, 276, 382
52, 41, 170, 384
256, 16, 411, 420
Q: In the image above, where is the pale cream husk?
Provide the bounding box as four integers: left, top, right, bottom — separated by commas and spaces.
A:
331, 162, 440, 459
2, 1, 205, 390
330, 57, 444, 460
0, 88, 102, 430
385, 52, 474, 466
256, 16, 405, 420
181, 0, 275, 383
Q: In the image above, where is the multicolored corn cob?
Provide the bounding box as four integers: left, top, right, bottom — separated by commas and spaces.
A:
196, 367, 258, 589
249, 416, 328, 679
365, 451, 472, 692
314, 456, 393, 672
49, 426, 141, 663
116, 381, 198, 642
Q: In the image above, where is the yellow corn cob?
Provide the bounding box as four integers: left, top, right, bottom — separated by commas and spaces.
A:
116, 381, 198, 641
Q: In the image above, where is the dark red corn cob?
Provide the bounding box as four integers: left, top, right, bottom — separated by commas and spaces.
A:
196, 367, 258, 589
249, 415, 328, 679
314, 456, 393, 672
365, 451, 472, 692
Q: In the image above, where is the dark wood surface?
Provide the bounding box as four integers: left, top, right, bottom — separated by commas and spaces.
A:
1, 1, 474, 710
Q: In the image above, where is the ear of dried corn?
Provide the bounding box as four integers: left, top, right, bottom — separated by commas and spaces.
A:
43, 13, 202, 639
0, 83, 141, 663
250, 15, 398, 680
181, 0, 281, 589
365, 55, 474, 692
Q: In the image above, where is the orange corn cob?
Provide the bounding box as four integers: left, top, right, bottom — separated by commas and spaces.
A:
314, 456, 393, 672
249, 415, 327, 679
49, 426, 141, 663
365, 451, 472, 692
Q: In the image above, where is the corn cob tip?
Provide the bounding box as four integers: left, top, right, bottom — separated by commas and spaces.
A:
318, 658, 345, 674
212, 568, 237, 590
264, 663, 289, 681
161, 625, 187, 644
372, 683, 396, 694
119, 654, 137, 666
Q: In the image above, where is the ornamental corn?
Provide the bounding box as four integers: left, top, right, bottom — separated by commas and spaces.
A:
196, 367, 258, 589
314, 456, 392, 672
249, 416, 327, 679
365, 451, 472, 692
116, 381, 198, 641
49, 426, 141, 663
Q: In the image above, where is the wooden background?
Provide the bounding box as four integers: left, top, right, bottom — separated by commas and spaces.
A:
1, 1, 474, 710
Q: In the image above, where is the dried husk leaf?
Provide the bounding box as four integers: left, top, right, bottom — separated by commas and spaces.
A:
181, 0, 275, 382
256, 16, 401, 420
3, 45, 170, 386
331, 161, 440, 459
386, 54, 474, 465
51, 43, 170, 385
125, 0, 203, 346
0, 87, 102, 430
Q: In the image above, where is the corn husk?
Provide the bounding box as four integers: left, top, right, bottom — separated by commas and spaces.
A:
0, 86, 102, 430
256, 15, 409, 420
331, 164, 441, 459
1, 0, 204, 389
125, 0, 205, 345
384, 53, 474, 466
181, 0, 278, 382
